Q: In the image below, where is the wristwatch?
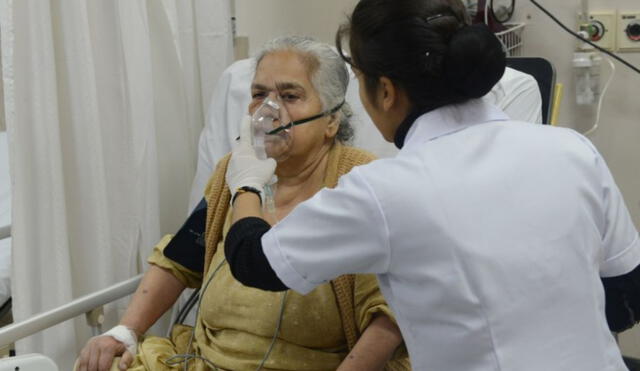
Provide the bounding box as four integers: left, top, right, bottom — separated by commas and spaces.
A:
232, 186, 262, 205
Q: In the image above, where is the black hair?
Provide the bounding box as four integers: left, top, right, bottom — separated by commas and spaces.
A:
336, 0, 506, 116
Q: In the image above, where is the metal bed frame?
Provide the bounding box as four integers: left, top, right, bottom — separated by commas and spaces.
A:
0, 224, 142, 347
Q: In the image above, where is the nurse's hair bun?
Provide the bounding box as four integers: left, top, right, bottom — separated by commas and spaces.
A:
444, 24, 506, 99
336, 0, 506, 113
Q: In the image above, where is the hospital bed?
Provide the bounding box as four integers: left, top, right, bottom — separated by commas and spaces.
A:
0, 353, 58, 371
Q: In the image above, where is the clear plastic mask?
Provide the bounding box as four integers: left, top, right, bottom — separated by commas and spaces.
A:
251, 95, 345, 161
250, 96, 345, 215
251, 96, 294, 162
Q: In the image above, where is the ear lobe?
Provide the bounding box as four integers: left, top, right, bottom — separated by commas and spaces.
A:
324, 114, 340, 139
379, 76, 396, 112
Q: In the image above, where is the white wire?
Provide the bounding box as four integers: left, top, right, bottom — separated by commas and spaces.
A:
256, 291, 288, 370
166, 245, 287, 370
167, 190, 285, 370
484, 0, 491, 25
166, 259, 227, 371
583, 56, 616, 137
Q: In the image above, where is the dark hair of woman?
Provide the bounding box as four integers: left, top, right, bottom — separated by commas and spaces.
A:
336, 0, 506, 135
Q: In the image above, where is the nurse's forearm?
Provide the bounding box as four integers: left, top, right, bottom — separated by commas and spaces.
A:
231, 192, 264, 224
224, 216, 288, 291
337, 315, 404, 371
119, 265, 186, 336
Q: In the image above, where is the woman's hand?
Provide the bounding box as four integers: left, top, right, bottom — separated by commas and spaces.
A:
226, 115, 277, 202
76, 334, 133, 371
76, 264, 186, 371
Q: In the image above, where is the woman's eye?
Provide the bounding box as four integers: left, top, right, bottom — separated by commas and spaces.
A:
252, 92, 266, 99
281, 94, 299, 102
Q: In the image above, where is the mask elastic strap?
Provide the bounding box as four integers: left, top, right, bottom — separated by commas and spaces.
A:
266, 100, 345, 135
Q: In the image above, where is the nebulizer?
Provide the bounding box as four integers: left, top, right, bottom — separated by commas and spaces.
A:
250, 96, 293, 213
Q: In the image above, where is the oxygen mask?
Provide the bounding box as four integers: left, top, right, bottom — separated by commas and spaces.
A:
251, 95, 346, 161
249, 95, 346, 215
251, 96, 294, 162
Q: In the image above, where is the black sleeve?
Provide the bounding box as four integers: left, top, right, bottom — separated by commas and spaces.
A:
163, 198, 207, 272
602, 264, 640, 333
224, 217, 288, 291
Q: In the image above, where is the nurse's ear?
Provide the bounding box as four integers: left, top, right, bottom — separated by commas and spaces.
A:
378, 76, 411, 120
378, 76, 403, 112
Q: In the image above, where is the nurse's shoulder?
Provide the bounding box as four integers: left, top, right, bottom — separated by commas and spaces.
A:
350, 121, 604, 204
500, 121, 602, 164
346, 150, 431, 217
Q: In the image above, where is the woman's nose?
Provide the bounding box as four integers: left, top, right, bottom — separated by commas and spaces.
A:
267, 91, 280, 101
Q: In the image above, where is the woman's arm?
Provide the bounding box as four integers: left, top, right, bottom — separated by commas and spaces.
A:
337, 314, 404, 371
77, 265, 186, 371
119, 264, 186, 334
231, 191, 264, 222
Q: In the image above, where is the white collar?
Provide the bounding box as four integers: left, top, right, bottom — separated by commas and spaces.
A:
402, 99, 509, 151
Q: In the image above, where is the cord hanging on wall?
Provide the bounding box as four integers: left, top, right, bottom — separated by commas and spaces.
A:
529, 0, 640, 75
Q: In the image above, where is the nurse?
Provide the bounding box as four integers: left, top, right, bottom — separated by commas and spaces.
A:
224, 0, 640, 369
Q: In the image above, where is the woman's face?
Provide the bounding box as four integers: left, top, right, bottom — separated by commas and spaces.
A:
249, 51, 339, 166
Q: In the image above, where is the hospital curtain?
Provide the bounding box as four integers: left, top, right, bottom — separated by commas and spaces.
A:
0, 0, 232, 369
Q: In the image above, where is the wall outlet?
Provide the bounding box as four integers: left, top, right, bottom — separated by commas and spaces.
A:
617, 12, 640, 52
578, 11, 617, 51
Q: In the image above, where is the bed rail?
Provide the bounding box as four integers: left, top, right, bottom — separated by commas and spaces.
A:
0, 274, 142, 346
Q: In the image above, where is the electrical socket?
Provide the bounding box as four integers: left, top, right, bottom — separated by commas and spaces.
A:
578, 11, 617, 51
617, 12, 640, 52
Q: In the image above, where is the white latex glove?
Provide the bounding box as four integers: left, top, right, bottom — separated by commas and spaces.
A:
226, 115, 277, 203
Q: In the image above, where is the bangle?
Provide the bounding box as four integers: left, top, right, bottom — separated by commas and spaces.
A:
232, 186, 262, 205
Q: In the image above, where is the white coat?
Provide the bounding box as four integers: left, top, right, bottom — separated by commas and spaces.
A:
261, 99, 637, 371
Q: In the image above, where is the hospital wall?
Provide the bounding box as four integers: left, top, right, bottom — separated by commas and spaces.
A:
512, 0, 640, 358
235, 0, 640, 357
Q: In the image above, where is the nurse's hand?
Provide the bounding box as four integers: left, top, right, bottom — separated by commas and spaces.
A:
226, 115, 277, 202
76, 335, 133, 371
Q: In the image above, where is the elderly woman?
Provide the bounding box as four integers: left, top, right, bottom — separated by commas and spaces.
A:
76, 36, 410, 371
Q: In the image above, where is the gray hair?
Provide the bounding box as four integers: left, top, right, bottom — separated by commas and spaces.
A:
254, 36, 354, 144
